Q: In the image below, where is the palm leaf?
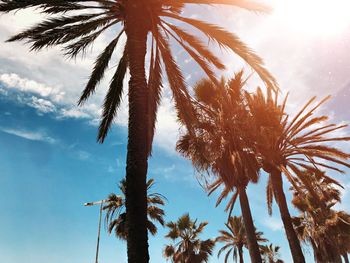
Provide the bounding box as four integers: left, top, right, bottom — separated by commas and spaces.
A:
97, 45, 128, 143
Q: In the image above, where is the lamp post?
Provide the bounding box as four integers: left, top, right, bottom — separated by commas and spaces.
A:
84, 199, 108, 263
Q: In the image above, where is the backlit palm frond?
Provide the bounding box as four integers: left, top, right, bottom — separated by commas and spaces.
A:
161, 23, 218, 84
147, 40, 163, 156
157, 28, 196, 130
161, 13, 278, 91
97, 45, 128, 143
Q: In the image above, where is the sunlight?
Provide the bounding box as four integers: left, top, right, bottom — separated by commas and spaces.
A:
271, 0, 350, 36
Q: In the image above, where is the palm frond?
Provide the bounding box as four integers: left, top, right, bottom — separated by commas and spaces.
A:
147, 39, 163, 156
97, 45, 128, 143
161, 12, 278, 91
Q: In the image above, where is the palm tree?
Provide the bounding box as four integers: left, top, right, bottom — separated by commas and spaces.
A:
245, 89, 350, 263
291, 169, 350, 263
177, 72, 263, 263
1, 1, 277, 261
163, 213, 215, 263
260, 244, 284, 263
216, 216, 268, 263
103, 178, 165, 240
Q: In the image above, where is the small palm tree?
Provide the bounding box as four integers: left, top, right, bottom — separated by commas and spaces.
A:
177, 72, 264, 263
163, 213, 215, 263
291, 170, 350, 263
245, 89, 350, 263
216, 216, 268, 263
260, 244, 284, 263
103, 178, 165, 239
1, 1, 277, 261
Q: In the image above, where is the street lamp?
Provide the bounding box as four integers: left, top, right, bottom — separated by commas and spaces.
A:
84, 199, 108, 263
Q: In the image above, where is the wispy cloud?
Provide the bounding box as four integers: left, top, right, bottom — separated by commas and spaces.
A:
0, 127, 56, 144
262, 216, 283, 231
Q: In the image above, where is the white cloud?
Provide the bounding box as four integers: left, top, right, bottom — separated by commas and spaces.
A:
0, 73, 65, 103
59, 108, 90, 119
28, 96, 56, 113
0, 127, 56, 144
153, 97, 181, 154
262, 216, 283, 231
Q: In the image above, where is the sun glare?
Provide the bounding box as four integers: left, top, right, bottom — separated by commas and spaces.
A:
272, 0, 350, 36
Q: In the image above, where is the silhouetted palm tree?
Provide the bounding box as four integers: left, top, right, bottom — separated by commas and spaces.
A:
177, 72, 263, 263
260, 244, 283, 263
216, 216, 268, 263
246, 89, 350, 263
103, 178, 165, 240
0, 1, 277, 261
291, 170, 350, 263
163, 213, 215, 263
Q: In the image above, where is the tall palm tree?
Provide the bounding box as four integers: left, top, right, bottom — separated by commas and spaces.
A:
216, 216, 268, 263
245, 88, 350, 263
103, 178, 166, 240
1, 1, 277, 261
177, 72, 263, 263
260, 244, 284, 263
163, 213, 215, 263
291, 169, 350, 263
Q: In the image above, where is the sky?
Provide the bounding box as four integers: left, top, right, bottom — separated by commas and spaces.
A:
0, 0, 350, 262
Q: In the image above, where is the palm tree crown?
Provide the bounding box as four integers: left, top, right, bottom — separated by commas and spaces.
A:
260, 243, 284, 263
103, 178, 166, 239
216, 216, 268, 263
245, 88, 350, 262
1, 0, 277, 146
163, 213, 215, 263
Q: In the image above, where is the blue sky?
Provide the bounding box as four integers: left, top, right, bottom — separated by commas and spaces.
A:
1, 1, 350, 262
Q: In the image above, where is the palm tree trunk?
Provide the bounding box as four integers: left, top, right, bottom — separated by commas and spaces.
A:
343, 253, 349, 263
238, 185, 262, 263
238, 245, 244, 263
270, 169, 305, 263
125, 1, 150, 262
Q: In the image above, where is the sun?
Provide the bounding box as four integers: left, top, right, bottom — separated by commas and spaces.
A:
271, 0, 350, 36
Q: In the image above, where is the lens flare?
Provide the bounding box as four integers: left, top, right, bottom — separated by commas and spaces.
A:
271, 0, 350, 36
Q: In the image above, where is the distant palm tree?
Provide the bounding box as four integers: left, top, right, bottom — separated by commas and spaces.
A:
177, 72, 263, 263
245, 89, 350, 263
1, 1, 277, 261
103, 178, 165, 239
260, 244, 284, 263
291, 170, 350, 263
216, 216, 268, 263
163, 213, 215, 263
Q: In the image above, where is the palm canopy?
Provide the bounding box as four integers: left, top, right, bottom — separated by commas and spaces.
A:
177, 71, 260, 189
291, 170, 350, 262
216, 216, 268, 263
1, 0, 277, 149
260, 243, 283, 263
163, 213, 215, 263
245, 88, 350, 211
103, 178, 166, 239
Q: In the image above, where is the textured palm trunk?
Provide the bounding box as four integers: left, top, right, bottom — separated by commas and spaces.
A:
270, 169, 305, 263
238, 245, 244, 263
238, 185, 262, 263
343, 253, 349, 263
125, 1, 150, 262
